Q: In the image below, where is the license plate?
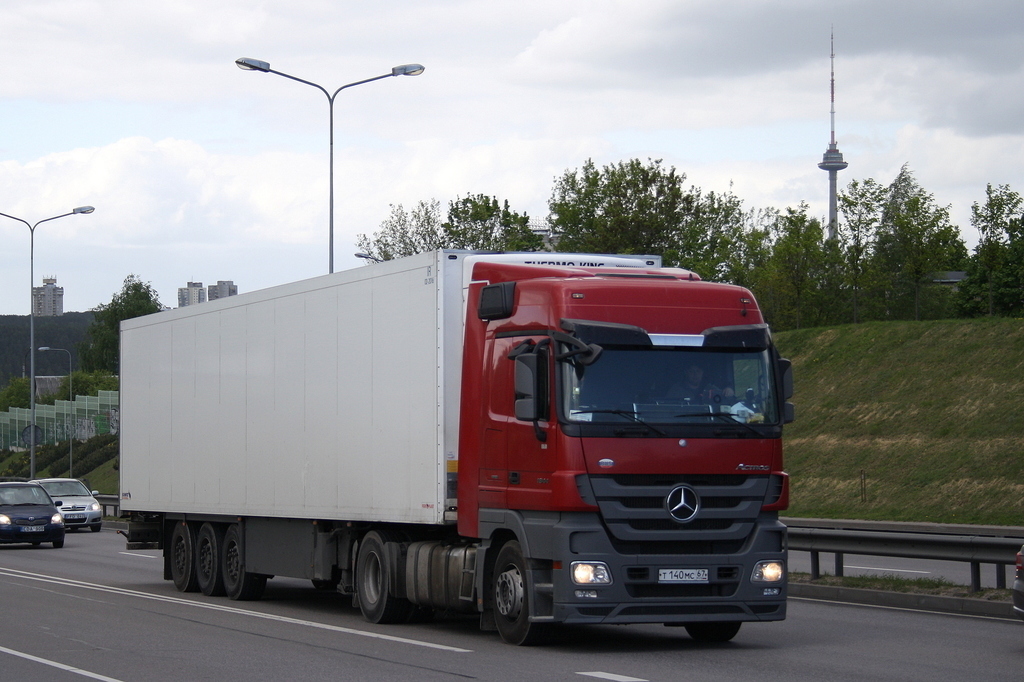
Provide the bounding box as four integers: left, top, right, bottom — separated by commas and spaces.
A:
658, 568, 709, 583
20, 526, 44, 533
64, 514, 86, 520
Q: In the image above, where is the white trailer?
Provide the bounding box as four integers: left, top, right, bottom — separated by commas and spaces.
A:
120, 250, 463, 525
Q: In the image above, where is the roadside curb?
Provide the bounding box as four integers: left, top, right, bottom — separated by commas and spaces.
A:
789, 582, 1017, 620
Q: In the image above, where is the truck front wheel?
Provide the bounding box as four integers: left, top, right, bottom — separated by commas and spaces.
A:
356, 530, 413, 623
492, 541, 549, 645
170, 522, 199, 592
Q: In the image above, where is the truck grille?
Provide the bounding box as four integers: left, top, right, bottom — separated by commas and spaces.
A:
589, 474, 769, 555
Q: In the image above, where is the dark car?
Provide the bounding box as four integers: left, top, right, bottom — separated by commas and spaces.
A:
1014, 546, 1024, 621
0, 481, 66, 548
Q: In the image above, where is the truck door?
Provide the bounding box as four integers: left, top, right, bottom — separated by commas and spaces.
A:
484, 335, 556, 511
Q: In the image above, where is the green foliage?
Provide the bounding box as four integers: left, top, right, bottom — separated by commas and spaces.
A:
549, 158, 690, 255
956, 184, 1024, 318
758, 205, 829, 329
443, 194, 542, 252
78, 275, 163, 373
838, 178, 886, 323
0, 434, 118, 483
355, 195, 540, 261
873, 166, 967, 320
776, 318, 1024, 524
355, 200, 446, 261
0, 376, 30, 411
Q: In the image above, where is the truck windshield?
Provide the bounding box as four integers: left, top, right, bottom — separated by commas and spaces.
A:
562, 346, 779, 425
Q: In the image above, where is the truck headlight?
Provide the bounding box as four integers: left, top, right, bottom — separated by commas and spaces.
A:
571, 561, 612, 585
751, 560, 785, 582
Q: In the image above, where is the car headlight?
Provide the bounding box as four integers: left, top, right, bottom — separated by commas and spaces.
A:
571, 561, 612, 585
0, 514, 11, 525
751, 560, 785, 582
89, 502, 101, 512
51, 513, 64, 525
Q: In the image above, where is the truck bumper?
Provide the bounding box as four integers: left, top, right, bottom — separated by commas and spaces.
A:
483, 509, 787, 625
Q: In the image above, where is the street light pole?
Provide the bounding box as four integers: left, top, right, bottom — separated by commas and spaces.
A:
40, 346, 73, 477
0, 206, 94, 479
235, 58, 424, 274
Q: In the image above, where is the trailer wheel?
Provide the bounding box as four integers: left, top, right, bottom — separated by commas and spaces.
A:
196, 523, 226, 596
221, 524, 266, 601
684, 621, 742, 643
356, 531, 413, 624
492, 541, 549, 645
170, 522, 199, 592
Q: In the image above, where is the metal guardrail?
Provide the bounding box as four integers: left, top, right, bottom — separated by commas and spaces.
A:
95, 493, 120, 518
784, 517, 1024, 592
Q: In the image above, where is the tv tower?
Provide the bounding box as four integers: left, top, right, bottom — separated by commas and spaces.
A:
818, 30, 848, 241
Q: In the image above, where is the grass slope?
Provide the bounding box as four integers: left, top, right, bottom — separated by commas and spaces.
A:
775, 318, 1024, 525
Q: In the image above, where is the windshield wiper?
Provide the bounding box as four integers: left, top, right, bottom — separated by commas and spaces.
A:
580, 409, 666, 436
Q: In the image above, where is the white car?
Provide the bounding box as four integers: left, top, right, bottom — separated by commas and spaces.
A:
31, 478, 103, 532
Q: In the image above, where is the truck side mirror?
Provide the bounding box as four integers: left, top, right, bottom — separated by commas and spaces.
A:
778, 358, 793, 400
478, 281, 516, 320
778, 357, 794, 423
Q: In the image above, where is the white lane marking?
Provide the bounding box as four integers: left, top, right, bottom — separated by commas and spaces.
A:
119, 551, 159, 558
845, 565, 931, 574
577, 673, 648, 682
0, 567, 471, 653
0, 644, 125, 682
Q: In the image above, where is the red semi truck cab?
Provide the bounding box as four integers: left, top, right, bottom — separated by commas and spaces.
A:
459, 259, 792, 643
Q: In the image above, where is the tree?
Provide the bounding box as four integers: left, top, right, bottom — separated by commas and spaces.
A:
355, 196, 540, 261
761, 204, 826, 330
0, 376, 30, 411
666, 187, 750, 282
966, 183, 1023, 316
720, 206, 774, 292
874, 165, 966, 320
839, 178, 885, 323
549, 158, 692, 256
443, 194, 542, 252
78, 275, 163, 374
355, 200, 445, 261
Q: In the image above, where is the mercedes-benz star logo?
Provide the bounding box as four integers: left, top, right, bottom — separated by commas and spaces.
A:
665, 485, 700, 523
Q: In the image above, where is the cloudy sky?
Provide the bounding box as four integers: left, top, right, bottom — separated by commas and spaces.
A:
1, 1, 1022, 314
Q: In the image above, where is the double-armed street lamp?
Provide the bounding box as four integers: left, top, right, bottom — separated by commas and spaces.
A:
0, 206, 94, 478
235, 57, 424, 274
39, 346, 73, 477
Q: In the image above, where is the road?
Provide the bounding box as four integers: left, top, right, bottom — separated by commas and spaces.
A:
1, 529, 1021, 681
